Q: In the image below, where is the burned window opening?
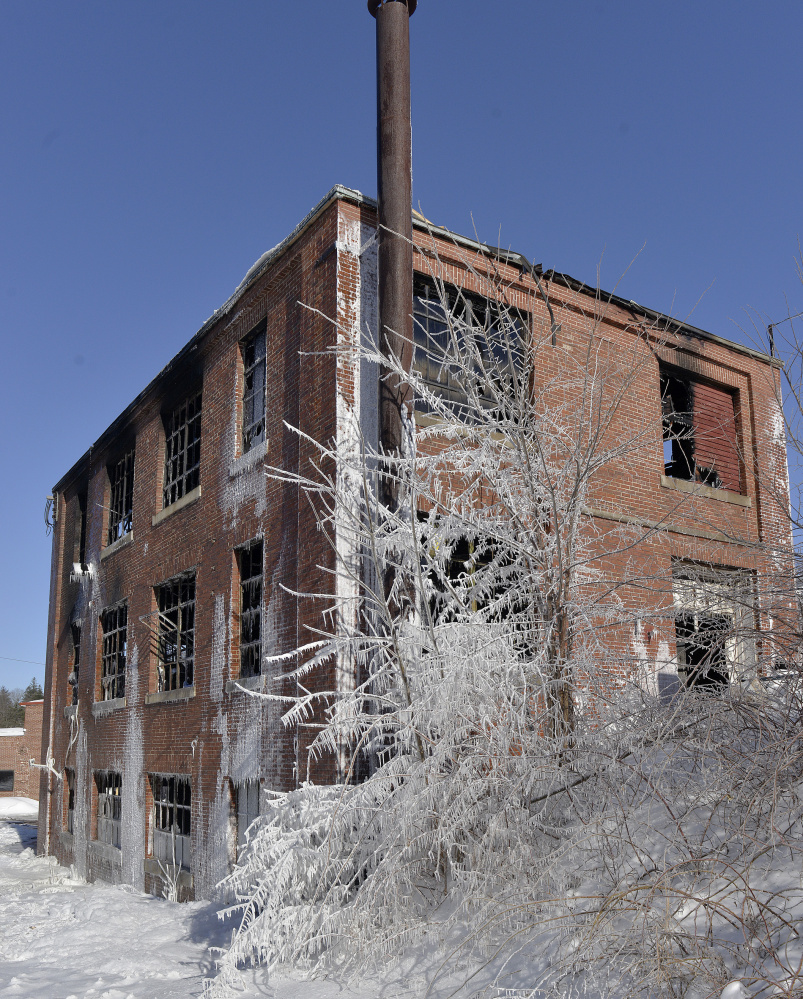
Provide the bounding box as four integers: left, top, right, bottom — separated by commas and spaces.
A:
0, 771, 14, 793
152, 775, 191, 870
242, 322, 267, 454
96, 771, 122, 848
100, 603, 127, 701
154, 573, 195, 692
68, 623, 81, 705
163, 392, 202, 508
107, 449, 134, 546
661, 371, 740, 491
675, 612, 731, 690
413, 276, 525, 420
239, 539, 263, 678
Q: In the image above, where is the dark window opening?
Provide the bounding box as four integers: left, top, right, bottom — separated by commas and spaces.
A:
242, 323, 267, 453
0, 771, 13, 792
661, 371, 740, 491
163, 392, 202, 508
100, 603, 127, 701
107, 449, 135, 546
96, 771, 122, 848
73, 491, 88, 569
675, 612, 731, 690
66, 769, 75, 834
68, 623, 81, 705
239, 540, 263, 678
152, 775, 191, 869
156, 573, 195, 692
413, 276, 525, 420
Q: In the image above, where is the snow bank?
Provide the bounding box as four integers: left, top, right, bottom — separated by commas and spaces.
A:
0, 796, 38, 820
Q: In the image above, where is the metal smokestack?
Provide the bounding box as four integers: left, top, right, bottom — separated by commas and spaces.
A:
369, 0, 416, 472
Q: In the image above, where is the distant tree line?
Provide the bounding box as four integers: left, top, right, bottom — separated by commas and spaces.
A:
0, 678, 43, 727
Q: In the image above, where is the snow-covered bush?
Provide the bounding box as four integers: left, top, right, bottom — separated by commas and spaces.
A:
208, 259, 803, 999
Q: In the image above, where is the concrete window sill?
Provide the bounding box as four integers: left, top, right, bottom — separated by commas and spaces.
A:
143, 857, 193, 888
229, 438, 268, 478
88, 839, 122, 865
100, 531, 134, 561
151, 485, 202, 527
145, 686, 195, 706
225, 675, 264, 695
660, 474, 751, 507
92, 697, 126, 718
63, 704, 78, 720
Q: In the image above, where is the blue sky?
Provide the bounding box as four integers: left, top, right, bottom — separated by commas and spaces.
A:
1, 1, 802, 690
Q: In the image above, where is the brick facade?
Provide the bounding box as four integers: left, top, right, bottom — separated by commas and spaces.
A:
0, 700, 43, 799
38, 186, 792, 900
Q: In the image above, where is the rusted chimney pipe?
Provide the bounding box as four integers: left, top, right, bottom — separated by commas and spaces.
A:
369, 0, 416, 481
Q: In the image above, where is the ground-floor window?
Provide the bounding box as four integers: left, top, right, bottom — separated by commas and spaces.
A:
65, 768, 75, 834
235, 779, 260, 858
0, 771, 13, 792
151, 775, 191, 870
672, 563, 756, 690
95, 771, 122, 848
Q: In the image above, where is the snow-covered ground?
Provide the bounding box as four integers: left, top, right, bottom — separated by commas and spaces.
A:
0, 819, 384, 999
0, 814, 759, 999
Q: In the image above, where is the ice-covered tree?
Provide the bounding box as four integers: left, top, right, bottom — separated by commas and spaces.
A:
208, 253, 803, 999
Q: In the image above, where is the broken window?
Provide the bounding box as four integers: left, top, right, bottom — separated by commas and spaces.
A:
155, 573, 195, 692
242, 321, 267, 453
162, 391, 202, 508
235, 779, 260, 858
95, 771, 122, 848
65, 768, 75, 834
0, 771, 14, 792
152, 775, 191, 870
68, 623, 81, 705
239, 539, 263, 678
71, 490, 88, 572
413, 275, 525, 419
661, 370, 741, 491
107, 449, 134, 545
672, 564, 756, 690
100, 602, 127, 701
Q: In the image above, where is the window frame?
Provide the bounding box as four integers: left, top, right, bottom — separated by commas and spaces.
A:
0, 770, 14, 793
162, 391, 202, 509
107, 448, 135, 546
241, 320, 267, 454
238, 539, 263, 678
235, 778, 260, 858
151, 774, 191, 870
155, 572, 196, 692
95, 771, 122, 849
100, 601, 127, 701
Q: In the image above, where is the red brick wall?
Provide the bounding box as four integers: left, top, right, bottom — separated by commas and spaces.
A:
37, 189, 793, 900
0, 700, 43, 799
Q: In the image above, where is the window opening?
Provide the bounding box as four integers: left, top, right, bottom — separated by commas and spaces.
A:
242, 323, 267, 453
66, 769, 75, 834
68, 623, 81, 705
96, 771, 122, 848
107, 449, 134, 545
675, 613, 730, 690
236, 779, 260, 858
152, 775, 191, 870
100, 603, 127, 701
155, 573, 195, 692
661, 371, 740, 491
0, 771, 14, 792
163, 392, 202, 508
413, 276, 524, 419
239, 540, 263, 678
